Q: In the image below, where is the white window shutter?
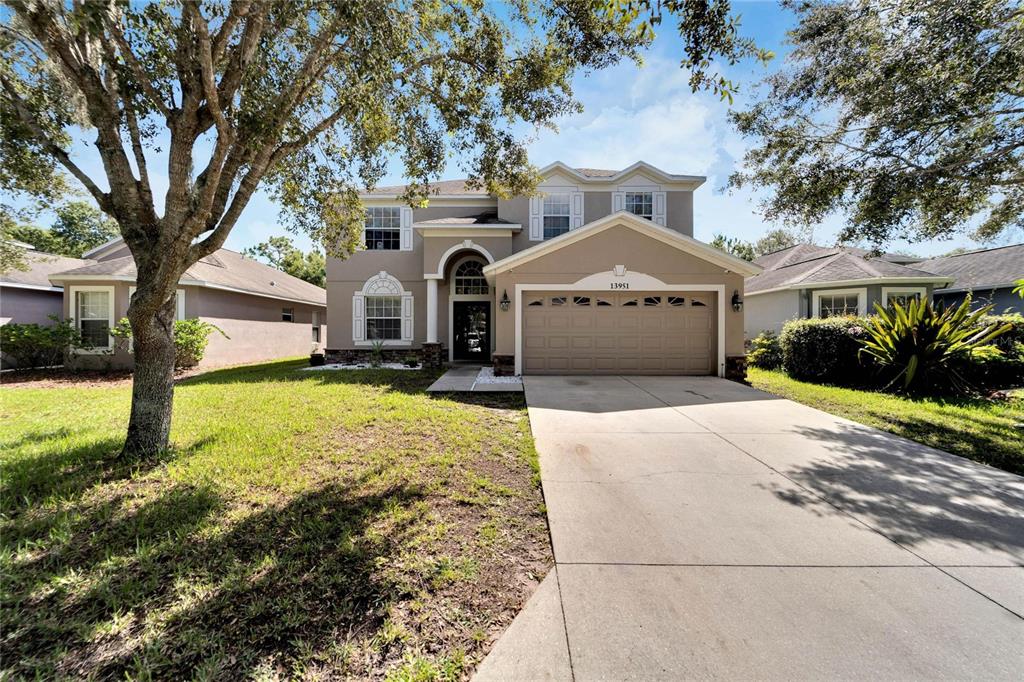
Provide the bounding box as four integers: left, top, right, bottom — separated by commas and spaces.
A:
529, 196, 542, 241
612, 192, 625, 212
653, 191, 667, 226
401, 293, 414, 341
571, 192, 584, 229
352, 295, 365, 341
400, 207, 413, 250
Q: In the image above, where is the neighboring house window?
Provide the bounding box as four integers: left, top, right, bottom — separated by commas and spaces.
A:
814, 290, 864, 318
70, 286, 115, 351
542, 194, 571, 239
454, 260, 489, 295
282, 307, 294, 322
883, 287, 927, 308
77, 291, 111, 347
365, 207, 401, 250
352, 271, 414, 345
312, 311, 321, 343
625, 192, 653, 220
365, 296, 402, 340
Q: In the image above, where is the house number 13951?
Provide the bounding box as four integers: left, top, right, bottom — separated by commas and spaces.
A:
610, 282, 630, 290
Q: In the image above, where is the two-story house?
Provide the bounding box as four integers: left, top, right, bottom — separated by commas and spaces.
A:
326, 161, 761, 377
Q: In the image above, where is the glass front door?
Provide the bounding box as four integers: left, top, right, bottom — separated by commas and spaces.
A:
453, 301, 490, 361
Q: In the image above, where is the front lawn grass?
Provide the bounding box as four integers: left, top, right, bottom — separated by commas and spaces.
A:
747, 367, 1024, 476
0, 359, 551, 679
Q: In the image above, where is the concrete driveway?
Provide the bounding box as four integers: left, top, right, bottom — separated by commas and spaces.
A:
475, 376, 1024, 680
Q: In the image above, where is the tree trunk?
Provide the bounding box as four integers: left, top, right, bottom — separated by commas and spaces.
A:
121, 298, 177, 457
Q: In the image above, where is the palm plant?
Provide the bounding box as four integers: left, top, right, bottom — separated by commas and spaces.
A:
858, 297, 1012, 393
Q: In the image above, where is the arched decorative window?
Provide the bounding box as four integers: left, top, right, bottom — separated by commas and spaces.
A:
353, 271, 414, 344
454, 259, 489, 295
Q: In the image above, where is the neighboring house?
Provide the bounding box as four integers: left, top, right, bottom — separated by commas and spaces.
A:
326, 161, 761, 377
913, 244, 1023, 314
1, 247, 89, 326
744, 244, 953, 337
47, 238, 327, 369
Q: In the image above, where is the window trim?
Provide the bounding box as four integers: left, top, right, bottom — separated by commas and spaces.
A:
352, 271, 414, 346
882, 286, 927, 308
541, 192, 572, 240
363, 206, 402, 251
68, 285, 115, 354
812, 288, 867, 318
624, 191, 654, 220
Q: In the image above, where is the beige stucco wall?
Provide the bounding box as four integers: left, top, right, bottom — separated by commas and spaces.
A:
491, 224, 746, 359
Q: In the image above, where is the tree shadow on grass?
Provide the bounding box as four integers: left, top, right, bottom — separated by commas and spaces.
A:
3, 471, 429, 679
763, 423, 1024, 561
1, 432, 215, 519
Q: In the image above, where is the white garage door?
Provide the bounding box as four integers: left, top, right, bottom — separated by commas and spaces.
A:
522, 291, 715, 374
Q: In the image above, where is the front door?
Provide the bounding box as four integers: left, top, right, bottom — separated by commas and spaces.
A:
453, 301, 490, 361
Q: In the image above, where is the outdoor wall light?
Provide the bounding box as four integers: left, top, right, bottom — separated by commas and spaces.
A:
499, 289, 511, 311
731, 290, 743, 312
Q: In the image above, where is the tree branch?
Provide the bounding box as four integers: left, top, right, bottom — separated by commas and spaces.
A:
0, 74, 112, 212
104, 9, 172, 117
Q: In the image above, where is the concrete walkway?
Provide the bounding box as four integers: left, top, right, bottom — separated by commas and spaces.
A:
475, 375, 1024, 680
426, 365, 524, 393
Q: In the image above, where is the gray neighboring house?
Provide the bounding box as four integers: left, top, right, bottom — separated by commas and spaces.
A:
1, 247, 90, 326
46, 238, 327, 370
913, 244, 1023, 314
744, 244, 952, 337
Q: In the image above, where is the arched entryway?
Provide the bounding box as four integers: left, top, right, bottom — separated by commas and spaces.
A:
449, 255, 492, 362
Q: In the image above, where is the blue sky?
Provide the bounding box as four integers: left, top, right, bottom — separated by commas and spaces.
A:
46, 2, 1019, 257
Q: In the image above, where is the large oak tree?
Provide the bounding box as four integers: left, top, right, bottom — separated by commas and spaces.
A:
729, 0, 1024, 247
1, 0, 757, 456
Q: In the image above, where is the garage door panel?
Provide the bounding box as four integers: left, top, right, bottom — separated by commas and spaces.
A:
522, 290, 716, 375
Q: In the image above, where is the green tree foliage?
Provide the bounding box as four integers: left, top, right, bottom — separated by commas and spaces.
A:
730, 0, 1024, 247
859, 298, 1012, 393
0, 0, 758, 456
710, 233, 755, 260
7, 201, 118, 257
710, 228, 798, 261
243, 235, 325, 288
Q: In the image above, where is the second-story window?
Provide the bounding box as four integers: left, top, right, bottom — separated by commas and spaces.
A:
542, 193, 571, 239
625, 192, 653, 220
365, 207, 402, 250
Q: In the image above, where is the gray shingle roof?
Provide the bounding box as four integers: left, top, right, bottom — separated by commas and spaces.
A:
364, 167, 656, 195
914, 244, 1024, 292
574, 168, 618, 177
49, 246, 326, 305
415, 212, 514, 225
747, 244, 949, 293
1, 250, 91, 288
363, 179, 489, 196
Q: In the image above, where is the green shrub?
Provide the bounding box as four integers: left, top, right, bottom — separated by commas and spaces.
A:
859, 298, 1012, 393
747, 330, 783, 370
174, 319, 227, 368
780, 316, 875, 384
955, 313, 1024, 389
110, 317, 227, 369
0, 316, 81, 368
